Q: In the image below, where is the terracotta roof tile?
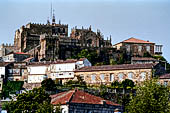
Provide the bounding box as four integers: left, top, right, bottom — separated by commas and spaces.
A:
50, 90, 75, 105
75, 63, 156, 72
14, 52, 30, 55
51, 89, 120, 106
122, 37, 154, 44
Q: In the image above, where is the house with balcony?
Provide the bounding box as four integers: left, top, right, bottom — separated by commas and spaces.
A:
114, 37, 163, 57
48, 58, 91, 83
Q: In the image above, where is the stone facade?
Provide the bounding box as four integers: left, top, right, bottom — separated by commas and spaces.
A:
14, 22, 68, 52
13, 19, 112, 61
0, 44, 15, 58
75, 63, 159, 85
159, 73, 170, 86
114, 37, 156, 57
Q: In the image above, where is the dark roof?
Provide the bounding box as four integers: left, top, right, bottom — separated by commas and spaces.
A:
0, 62, 11, 67
51, 89, 120, 106
28, 59, 87, 66
132, 57, 157, 61
75, 63, 156, 72
159, 73, 170, 79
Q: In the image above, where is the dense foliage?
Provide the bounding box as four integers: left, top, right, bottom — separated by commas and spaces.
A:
3, 88, 59, 113
41, 78, 56, 91
126, 79, 170, 113
1, 81, 24, 98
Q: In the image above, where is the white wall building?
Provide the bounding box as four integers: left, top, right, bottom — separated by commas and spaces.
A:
0, 66, 5, 78
27, 64, 48, 83
26, 58, 91, 84
48, 58, 91, 81
0, 62, 9, 79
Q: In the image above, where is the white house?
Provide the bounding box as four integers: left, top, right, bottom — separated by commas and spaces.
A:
48, 58, 91, 82
0, 65, 5, 78
0, 62, 10, 79
27, 63, 49, 83
26, 58, 91, 84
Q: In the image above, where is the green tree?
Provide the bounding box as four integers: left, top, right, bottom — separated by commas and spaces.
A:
122, 79, 135, 89
41, 78, 56, 91
111, 80, 121, 88
2, 81, 24, 98
77, 49, 98, 65
143, 52, 152, 57
3, 88, 59, 113
126, 79, 170, 113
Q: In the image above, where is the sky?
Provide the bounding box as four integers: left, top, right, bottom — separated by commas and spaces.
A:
0, 0, 170, 62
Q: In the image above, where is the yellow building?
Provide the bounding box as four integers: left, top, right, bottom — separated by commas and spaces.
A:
75, 63, 157, 85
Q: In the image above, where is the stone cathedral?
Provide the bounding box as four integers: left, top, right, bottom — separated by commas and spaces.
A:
14, 14, 112, 61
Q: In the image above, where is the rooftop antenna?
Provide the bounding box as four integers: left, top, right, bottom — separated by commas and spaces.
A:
50, 2, 52, 20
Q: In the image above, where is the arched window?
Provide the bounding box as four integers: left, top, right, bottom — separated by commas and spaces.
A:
100, 74, 105, 81
118, 73, 124, 81
140, 72, 146, 80
91, 74, 96, 81
128, 72, 133, 79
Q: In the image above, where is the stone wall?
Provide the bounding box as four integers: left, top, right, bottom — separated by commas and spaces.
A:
75, 68, 152, 85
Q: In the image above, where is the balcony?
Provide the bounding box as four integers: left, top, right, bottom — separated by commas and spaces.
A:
154, 45, 163, 55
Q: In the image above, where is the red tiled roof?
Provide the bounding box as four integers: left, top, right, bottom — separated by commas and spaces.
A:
23, 57, 34, 61
51, 90, 74, 105
122, 37, 154, 44
159, 73, 170, 79
14, 52, 30, 55
132, 57, 157, 61
51, 89, 120, 106
79, 58, 87, 61
75, 63, 156, 72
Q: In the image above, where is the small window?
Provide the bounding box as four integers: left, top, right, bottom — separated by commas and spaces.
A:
126, 45, 130, 52
110, 74, 114, 82
146, 45, 150, 52
128, 72, 133, 79
138, 45, 142, 52
100, 74, 105, 81
91, 74, 96, 81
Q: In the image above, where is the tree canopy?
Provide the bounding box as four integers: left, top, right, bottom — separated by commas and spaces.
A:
126, 79, 170, 113
1, 81, 24, 98
3, 88, 59, 113
41, 78, 56, 91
